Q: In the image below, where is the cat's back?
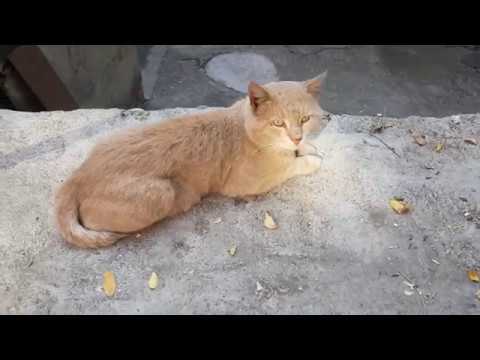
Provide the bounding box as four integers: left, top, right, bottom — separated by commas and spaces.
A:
78, 106, 244, 178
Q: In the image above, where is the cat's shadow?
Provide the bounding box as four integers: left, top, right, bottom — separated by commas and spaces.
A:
114, 193, 269, 250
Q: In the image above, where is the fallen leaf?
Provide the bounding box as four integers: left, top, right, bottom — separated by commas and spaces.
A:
135, 233, 142, 239
370, 123, 384, 134
103, 272, 116, 297
389, 199, 410, 214
464, 138, 478, 145
464, 212, 474, 221
228, 245, 237, 257
467, 270, 479, 283
432, 258, 440, 265
148, 272, 159, 290
212, 217, 222, 224
264, 212, 278, 230
369, 121, 393, 134
256, 281, 264, 292
435, 143, 445, 153
414, 134, 427, 146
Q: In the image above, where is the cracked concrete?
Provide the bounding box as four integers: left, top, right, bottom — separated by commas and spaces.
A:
1, 107, 480, 314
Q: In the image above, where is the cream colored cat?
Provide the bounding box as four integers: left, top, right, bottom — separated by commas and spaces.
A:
55, 73, 331, 248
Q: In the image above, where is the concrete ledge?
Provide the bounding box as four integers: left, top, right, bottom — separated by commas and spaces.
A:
0, 108, 479, 314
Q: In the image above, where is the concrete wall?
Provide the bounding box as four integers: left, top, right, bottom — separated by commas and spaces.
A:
39, 45, 143, 109
2, 45, 144, 111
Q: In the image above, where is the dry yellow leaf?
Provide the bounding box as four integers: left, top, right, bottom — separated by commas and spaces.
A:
464, 138, 478, 146
148, 272, 159, 289
103, 271, 116, 297
467, 270, 479, 283
264, 212, 278, 230
414, 135, 427, 146
435, 143, 445, 153
228, 245, 237, 257
389, 199, 410, 214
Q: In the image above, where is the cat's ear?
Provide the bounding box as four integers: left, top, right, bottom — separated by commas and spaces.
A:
304, 71, 328, 96
248, 81, 271, 113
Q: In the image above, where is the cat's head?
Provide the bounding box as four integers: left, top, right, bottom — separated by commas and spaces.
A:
244, 72, 330, 151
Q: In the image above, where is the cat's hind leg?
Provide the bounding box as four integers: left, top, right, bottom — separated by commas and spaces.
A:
79, 177, 176, 245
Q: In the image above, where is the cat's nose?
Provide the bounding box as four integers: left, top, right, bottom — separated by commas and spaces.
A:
292, 137, 302, 145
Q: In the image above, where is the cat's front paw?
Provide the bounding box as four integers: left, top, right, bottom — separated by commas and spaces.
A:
296, 142, 318, 157
295, 154, 322, 176
297, 142, 325, 160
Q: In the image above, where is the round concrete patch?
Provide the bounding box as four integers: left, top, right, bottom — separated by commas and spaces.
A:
206, 52, 278, 93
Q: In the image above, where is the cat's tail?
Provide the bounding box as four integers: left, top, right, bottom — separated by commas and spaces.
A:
54, 179, 125, 249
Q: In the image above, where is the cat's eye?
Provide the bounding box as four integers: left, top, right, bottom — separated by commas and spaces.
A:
272, 119, 285, 127
301, 116, 311, 124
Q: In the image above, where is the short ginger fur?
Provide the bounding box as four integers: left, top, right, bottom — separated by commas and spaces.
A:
55, 74, 331, 248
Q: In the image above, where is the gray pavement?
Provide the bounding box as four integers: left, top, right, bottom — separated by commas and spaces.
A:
139, 45, 480, 118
